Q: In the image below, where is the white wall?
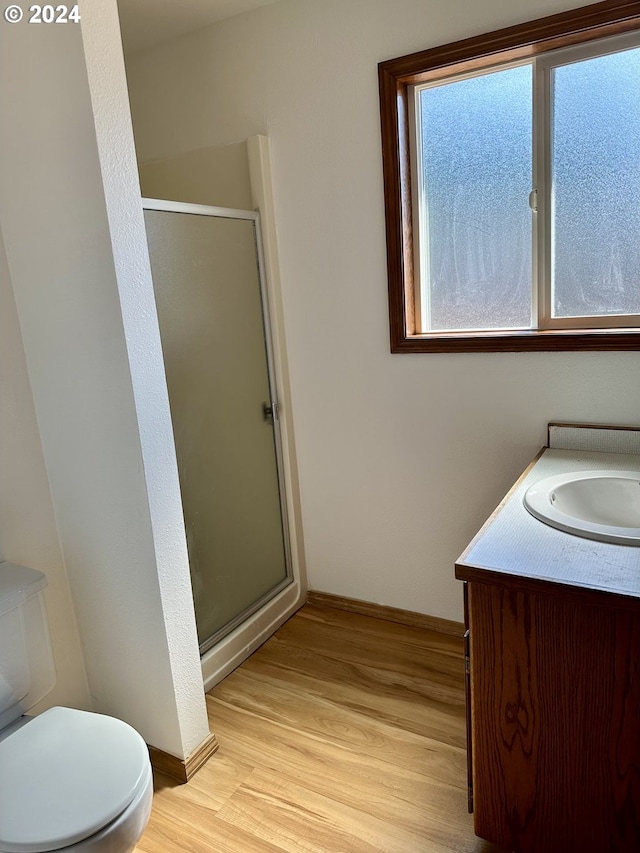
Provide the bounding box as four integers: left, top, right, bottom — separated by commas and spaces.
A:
138, 141, 253, 208
0, 0, 209, 757
125, 0, 640, 622
0, 229, 90, 714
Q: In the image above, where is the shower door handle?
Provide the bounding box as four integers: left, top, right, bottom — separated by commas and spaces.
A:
262, 401, 278, 423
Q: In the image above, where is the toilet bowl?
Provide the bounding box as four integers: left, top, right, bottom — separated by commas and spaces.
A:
0, 707, 153, 853
0, 563, 154, 853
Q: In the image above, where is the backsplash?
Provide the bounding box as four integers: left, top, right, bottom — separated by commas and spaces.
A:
548, 423, 640, 455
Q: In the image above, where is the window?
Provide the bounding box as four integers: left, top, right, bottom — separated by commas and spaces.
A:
379, 1, 640, 352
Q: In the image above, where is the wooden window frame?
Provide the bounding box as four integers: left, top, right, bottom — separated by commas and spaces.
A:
378, 0, 640, 353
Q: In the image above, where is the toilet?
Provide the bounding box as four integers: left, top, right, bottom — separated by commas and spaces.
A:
0, 562, 153, 853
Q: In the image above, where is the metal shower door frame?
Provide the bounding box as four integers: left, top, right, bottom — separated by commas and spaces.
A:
142, 197, 294, 654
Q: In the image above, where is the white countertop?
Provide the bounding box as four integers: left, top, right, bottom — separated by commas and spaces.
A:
458, 448, 640, 600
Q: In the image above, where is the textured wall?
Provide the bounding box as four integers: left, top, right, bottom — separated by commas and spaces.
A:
125, 0, 640, 621
0, 229, 90, 715
0, 0, 209, 757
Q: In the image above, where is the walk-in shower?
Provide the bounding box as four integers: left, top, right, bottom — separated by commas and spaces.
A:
143, 191, 303, 688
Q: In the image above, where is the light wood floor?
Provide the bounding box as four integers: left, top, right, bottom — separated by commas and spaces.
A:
136, 603, 505, 852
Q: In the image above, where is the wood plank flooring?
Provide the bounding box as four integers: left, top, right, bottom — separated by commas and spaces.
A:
136, 603, 505, 852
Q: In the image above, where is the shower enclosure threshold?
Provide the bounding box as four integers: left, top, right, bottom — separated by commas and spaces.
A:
200, 577, 304, 691
199, 575, 293, 656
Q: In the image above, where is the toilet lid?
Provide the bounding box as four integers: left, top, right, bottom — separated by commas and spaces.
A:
0, 707, 150, 853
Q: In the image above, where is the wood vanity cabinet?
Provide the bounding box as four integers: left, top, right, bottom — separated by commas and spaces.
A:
457, 573, 640, 853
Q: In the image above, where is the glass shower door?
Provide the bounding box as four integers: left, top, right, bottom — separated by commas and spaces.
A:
143, 203, 291, 653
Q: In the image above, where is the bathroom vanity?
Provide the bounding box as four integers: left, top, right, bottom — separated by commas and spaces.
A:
455, 426, 640, 853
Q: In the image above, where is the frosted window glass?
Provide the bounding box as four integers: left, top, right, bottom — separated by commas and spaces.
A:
419, 65, 532, 331
552, 48, 640, 317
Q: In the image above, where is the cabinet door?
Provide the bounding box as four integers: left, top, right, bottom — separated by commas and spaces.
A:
468, 581, 640, 853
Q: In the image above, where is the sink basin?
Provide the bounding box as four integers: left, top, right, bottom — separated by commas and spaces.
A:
523, 470, 640, 546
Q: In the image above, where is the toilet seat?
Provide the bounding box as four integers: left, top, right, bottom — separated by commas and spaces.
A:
0, 707, 151, 853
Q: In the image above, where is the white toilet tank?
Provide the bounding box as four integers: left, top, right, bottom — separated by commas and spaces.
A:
0, 562, 56, 731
